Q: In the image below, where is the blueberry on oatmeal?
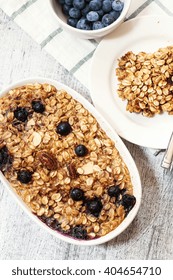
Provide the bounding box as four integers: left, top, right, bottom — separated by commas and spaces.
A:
0, 146, 13, 172
86, 197, 103, 217
17, 170, 32, 184
75, 144, 88, 157
32, 100, 45, 113
71, 225, 88, 240
14, 107, 28, 122
121, 194, 136, 212
40, 216, 65, 232
45, 217, 61, 230
107, 185, 121, 198
0, 146, 8, 168
70, 187, 85, 201
44, 216, 56, 227
56, 121, 72, 136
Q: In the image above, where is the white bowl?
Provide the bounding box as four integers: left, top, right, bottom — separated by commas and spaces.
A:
0, 77, 141, 245
48, 0, 132, 39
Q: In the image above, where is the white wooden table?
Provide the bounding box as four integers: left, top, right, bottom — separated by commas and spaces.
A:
0, 2, 173, 260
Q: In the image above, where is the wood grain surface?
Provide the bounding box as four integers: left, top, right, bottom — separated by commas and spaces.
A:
0, 10, 172, 260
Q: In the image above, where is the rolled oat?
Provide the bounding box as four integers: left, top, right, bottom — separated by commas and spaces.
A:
116, 46, 173, 117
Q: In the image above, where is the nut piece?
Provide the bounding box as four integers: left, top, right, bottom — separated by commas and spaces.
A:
81, 162, 94, 175
32, 132, 42, 146
37, 151, 58, 170
67, 163, 78, 179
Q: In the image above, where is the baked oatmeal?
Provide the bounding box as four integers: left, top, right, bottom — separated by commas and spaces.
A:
116, 46, 173, 117
0, 83, 136, 240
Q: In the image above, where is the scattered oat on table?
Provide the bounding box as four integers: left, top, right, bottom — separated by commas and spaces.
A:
116, 46, 173, 117
0, 83, 136, 240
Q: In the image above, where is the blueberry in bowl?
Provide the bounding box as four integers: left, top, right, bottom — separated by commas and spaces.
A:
48, 0, 132, 39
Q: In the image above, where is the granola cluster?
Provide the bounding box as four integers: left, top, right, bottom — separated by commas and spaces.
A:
116, 46, 173, 117
0, 83, 135, 240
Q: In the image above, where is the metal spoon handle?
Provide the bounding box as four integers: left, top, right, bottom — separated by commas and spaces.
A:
161, 132, 173, 169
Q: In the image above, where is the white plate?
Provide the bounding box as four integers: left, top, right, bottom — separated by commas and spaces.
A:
0, 77, 141, 246
90, 16, 173, 149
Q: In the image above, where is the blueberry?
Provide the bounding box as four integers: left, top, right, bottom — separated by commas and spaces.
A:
67, 17, 78, 27
107, 185, 121, 198
86, 197, 103, 217
71, 225, 88, 239
39, 215, 47, 222
14, 107, 28, 122
102, 0, 112, 12
76, 18, 91, 30
62, 4, 72, 15
75, 144, 88, 157
17, 170, 32, 184
70, 187, 85, 201
45, 217, 56, 227
0, 146, 6, 169
109, 10, 120, 20
81, 4, 90, 17
45, 217, 61, 230
86, 11, 99, 22
69, 7, 81, 18
97, 9, 104, 19
102, 13, 114, 26
32, 100, 45, 113
73, 0, 85, 10
89, 0, 102, 11
121, 194, 136, 212
0, 146, 7, 165
64, 0, 73, 5
92, 21, 104, 30
39, 215, 63, 231
51, 220, 61, 231
56, 121, 72, 136
0, 146, 13, 171
112, 0, 124, 12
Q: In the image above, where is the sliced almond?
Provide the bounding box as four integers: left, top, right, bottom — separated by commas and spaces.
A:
81, 161, 94, 175
93, 165, 102, 172
32, 131, 42, 146
0, 114, 4, 121
27, 119, 35, 127
86, 177, 93, 186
